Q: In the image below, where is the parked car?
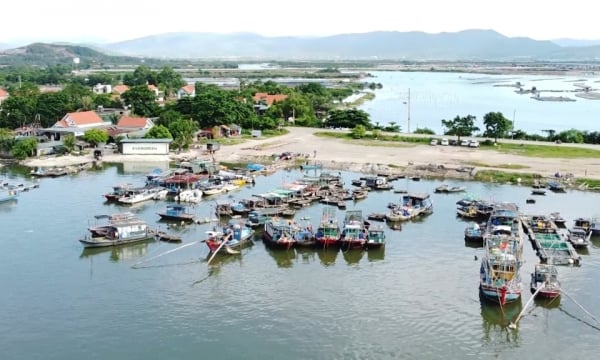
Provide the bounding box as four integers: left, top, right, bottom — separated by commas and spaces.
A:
440, 138, 449, 146
430, 139, 438, 146
449, 139, 458, 146
469, 140, 480, 148
460, 140, 470, 146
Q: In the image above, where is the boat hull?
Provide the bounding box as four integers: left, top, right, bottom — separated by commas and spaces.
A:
479, 284, 521, 304
79, 234, 154, 248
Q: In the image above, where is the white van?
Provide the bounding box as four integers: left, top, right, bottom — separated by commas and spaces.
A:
440, 138, 449, 146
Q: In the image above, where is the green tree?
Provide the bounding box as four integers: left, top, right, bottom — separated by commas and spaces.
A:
482, 112, 512, 143
123, 65, 157, 86
325, 109, 372, 129
0, 128, 15, 152
157, 66, 185, 98
556, 129, 584, 143
441, 115, 479, 141
0, 93, 38, 128
82, 128, 109, 146
11, 137, 38, 159
62, 134, 76, 153
414, 127, 435, 135
168, 119, 196, 151
144, 125, 172, 139
351, 124, 367, 139
121, 85, 160, 117
36, 92, 76, 127
61, 83, 94, 110
156, 109, 183, 127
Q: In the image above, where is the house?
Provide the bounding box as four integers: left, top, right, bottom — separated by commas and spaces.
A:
252, 92, 288, 106
92, 83, 112, 94
112, 84, 130, 96
117, 116, 154, 130
0, 88, 8, 105
147, 84, 164, 102
49, 111, 111, 138
176, 84, 195, 99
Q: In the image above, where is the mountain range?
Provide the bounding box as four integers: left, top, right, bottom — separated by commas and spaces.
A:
2, 29, 600, 64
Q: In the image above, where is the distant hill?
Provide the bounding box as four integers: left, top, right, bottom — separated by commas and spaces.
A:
552, 38, 600, 47
0, 43, 160, 67
103, 29, 581, 60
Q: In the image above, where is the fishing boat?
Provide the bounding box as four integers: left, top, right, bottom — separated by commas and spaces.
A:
386, 192, 433, 222
464, 223, 483, 243
591, 218, 600, 236
365, 224, 386, 249
548, 181, 566, 193
531, 189, 546, 195
157, 205, 196, 222
530, 264, 561, 299
340, 210, 368, 250
263, 219, 298, 249
315, 207, 341, 248
456, 201, 479, 219
79, 213, 154, 248
367, 213, 386, 222
549, 212, 567, 228
103, 183, 136, 202
206, 218, 255, 254
479, 234, 523, 305
30, 167, 68, 178
435, 184, 466, 193
118, 187, 163, 204
152, 230, 182, 242
566, 227, 591, 248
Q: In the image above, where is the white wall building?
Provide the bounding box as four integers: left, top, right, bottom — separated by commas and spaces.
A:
119, 139, 172, 155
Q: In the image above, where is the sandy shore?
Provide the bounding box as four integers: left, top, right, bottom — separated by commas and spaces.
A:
21, 127, 600, 182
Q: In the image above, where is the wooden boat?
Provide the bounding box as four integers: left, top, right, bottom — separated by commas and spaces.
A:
548, 181, 566, 193
386, 193, 433, 222
157, 205, 196, 222
531, 189, 546, 195
79, 213, 154, 248
479, 234, 523, 305
263, 219, 298, 249
549, 212, 567, 228
30, 167, 68, 178
365, 224, 386, 249
367, 213, 386, 222
118, 187, 163, 204
206, 217, 255, 254
456, 202, 479, 219
103, 183, 136, 202
152, 230, 182, 242
351, 179, 363, 187
435, 184, 466, 193
530, 264, 561, 299
464, 223, 483, 242
315, 207, 340, 248
340, 210, 368, 250
566, 227, 591, 248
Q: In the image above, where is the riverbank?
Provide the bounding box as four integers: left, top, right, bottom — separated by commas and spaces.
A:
19, 127, 600, 188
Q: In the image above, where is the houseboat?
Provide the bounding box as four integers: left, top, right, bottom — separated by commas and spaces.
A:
79, 213, 154, 248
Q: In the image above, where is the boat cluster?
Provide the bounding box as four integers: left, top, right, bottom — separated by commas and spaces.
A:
0, 177, 40, 203
458, 196, 599, 306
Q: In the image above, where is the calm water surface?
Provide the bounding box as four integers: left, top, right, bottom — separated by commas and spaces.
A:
361, 71, 600, 134
1, 165, 600, 359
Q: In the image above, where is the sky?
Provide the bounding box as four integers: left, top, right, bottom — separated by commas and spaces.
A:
2, 0, 599, 44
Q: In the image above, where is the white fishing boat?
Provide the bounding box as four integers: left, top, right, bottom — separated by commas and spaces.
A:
118, 187, 162, 204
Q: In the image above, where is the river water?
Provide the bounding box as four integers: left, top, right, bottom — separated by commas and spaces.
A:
1, 164, 599, 359
360, 71, 600, 135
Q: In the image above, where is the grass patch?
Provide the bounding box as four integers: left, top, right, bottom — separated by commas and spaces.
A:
473, 170, 540, 185
575, 178, 600, 190
466, 161, 530, 169
483, 142, 600, 159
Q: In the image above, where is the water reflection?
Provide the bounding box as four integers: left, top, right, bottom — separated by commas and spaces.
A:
367, 247, 385, 262
266, 246, 296, 268
80, 241, 152, 262
534, 296, 561, 309
342, 249, 365, 265
0, 199, 18, 211
480, 295, 522, 345
316, 248, 339, 266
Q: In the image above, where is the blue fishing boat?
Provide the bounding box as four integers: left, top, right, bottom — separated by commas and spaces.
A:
157, 204, 196, 222
479, 234, 523, 305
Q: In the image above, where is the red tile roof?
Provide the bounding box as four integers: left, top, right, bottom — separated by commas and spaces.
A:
0, 88, 8, 97
54, 111, 104, 128
180, 84, 195, 94
112, 85, 130, 94
253, 92, 288, 106
117, 116, 150, 128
